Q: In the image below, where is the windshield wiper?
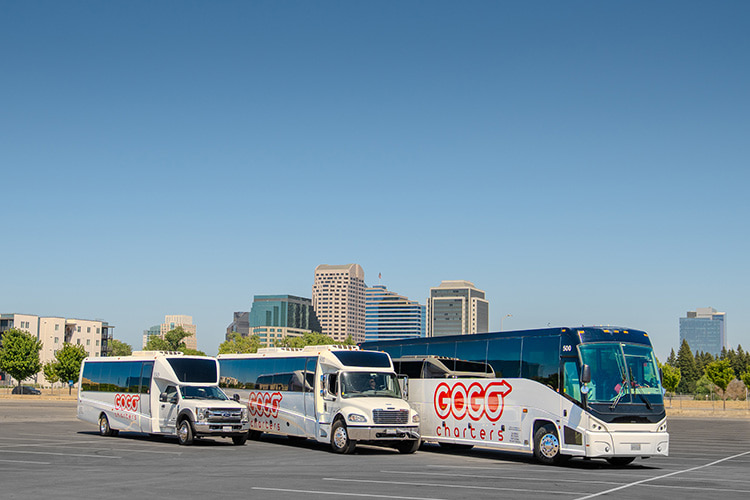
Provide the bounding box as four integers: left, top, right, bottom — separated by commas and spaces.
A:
630, 367, 653, 410
610, 370, 629, 411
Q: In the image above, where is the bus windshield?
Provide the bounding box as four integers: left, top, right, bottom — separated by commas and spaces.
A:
179, 385, 229, 400
578, 343, 663, 405
340, 372, 402, 399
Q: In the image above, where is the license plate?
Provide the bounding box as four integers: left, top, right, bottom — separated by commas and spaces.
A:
631, 443, 641, 451
223, 426, 232, 432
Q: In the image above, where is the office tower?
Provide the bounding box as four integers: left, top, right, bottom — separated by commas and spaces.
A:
225, 312, 250, 340
679, 307, 726, 357
426, 280, 489, 337
143, 315, 198, 350
248, 295, 322, 347
0, 313, 113, 385
365, 284, 426, 342
312, 264, 366, 343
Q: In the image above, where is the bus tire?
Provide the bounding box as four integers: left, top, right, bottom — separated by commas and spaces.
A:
331, 419, 356, 454
99, 414, 117, 437
534, 424, 565, 465
248, 430, 262, 440
177, 419, 194, 445
232, 434, 248, 446
395, 440, 420, 454
606, 457, 635, 467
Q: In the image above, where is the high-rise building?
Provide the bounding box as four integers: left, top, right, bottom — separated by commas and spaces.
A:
142, 315, 197, 350
248, 295, 321, 347
312, 264, 366, 343
679, 307, 726, 357
426, 280, 489, 337
0, 313, 113, 385
225, 311, 250, 340
365, 284, 425, 342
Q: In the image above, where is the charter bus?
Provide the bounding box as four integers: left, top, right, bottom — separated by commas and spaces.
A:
363, 327, 669, 466
217, 345, 420, 454
77, 351, 250, 445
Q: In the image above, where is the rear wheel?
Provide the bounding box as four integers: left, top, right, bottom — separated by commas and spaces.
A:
534, 424, 566, 465
606, 457, 636, 467
248, 430, 262, 440
395, 440, 420, 454
177, 419, 194, 445
330, 420, 356, 454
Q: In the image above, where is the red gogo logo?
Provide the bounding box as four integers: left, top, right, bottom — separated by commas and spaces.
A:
114, 394, 140, 411
248, 392, 282, 417
434, 381, 512, 422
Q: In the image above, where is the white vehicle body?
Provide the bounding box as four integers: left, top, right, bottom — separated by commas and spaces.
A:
218, 345, 420, 454
77, 351, 250, 445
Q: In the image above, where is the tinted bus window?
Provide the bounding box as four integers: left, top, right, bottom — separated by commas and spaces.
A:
167, 358, 218, 383
521, 336, 560, 388
393, 360, 424, 379
455, 340, 488, 370
332, 351, 391, 368
487, 337, 521, 377
140, 362, 154, 394
81, 362, 101, 391
427, 341, 457, 359
127, 362, 142, 393
399, 343, 427, 358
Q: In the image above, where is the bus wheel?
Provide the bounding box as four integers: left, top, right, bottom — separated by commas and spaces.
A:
232, 433, 248, 446
331, 420, 356, 454
534, 424, 564, 465
606, 457, 635, 467
177, 419, 194, 445
99, 414, 117, 437
395, 440, 420, 454
248, 430, 262, 440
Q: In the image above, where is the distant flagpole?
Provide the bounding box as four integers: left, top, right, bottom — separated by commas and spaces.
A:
378, 272, 382, 284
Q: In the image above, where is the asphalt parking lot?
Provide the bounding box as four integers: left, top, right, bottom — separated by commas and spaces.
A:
1, 400, 749, 500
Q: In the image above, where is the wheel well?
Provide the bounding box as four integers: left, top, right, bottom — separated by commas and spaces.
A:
533, 420, 557, 441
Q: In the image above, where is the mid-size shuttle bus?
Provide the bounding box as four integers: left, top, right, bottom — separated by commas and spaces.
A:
77, 351, 250, 445
363, 327, 669, 466
217, 345, 420, 454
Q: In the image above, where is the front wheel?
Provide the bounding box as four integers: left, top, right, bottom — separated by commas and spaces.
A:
395, 440, 420, 454
534, 424, 566, 465
330, 420, 356, 454
177, 419, 194, 445
607, 457, 636, 467
99, 414, 118, 437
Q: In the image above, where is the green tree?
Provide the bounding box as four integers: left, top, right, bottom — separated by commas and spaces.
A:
660, 363, 681, 405
109, 339, 132, 357
145, 326, 191, 351
666, 349, 677, 367
675, 340, 698, 393
42, 361, 60, 385
218, 332, 262, 354
741, 371, 750, 399
46, 343, 88, 395
0, 328, 43, 389
182, 348, 207, 356
276, 331, 336, 348
704, 359, 735, 410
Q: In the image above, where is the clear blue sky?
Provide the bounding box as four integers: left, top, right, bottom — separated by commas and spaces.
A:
2, 1, 748, 359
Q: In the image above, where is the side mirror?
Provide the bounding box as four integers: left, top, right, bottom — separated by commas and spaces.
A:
398, 375, 409, 399
581, 364, 591, 384
159, 392, 168, 403
232, 393, 240, 402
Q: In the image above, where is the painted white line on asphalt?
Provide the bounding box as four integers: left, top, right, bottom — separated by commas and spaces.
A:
323, 477, 586, 496
252, 487, 445, 500
0, 458, 51, 465
0, 449, 120, 459
646, 483, 750, 494
574, 450, 750, 500
381, 470, 622, 486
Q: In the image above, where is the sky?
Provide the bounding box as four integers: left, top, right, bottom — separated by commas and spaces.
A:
1, 1, 749, 360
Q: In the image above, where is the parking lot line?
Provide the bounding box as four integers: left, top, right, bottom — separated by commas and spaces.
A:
252, 486, 446, 500
0, 449, 121, 459
380, 470, 622, 486
323, 477, 588, 496
574, 450, 750, 500
0, 458, 51, 465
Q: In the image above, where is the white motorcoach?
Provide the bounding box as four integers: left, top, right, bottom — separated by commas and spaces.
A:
77, 351, 250, 445
217, 345, 420, 454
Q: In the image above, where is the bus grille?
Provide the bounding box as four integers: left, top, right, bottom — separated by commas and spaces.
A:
372, 409, 409, 425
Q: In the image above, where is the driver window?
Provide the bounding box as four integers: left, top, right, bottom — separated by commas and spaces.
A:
562, 361, 581, 402
164, 385, 178, 403
328, 373, 338, 395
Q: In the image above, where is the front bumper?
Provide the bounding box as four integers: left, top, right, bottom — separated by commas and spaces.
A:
194, 421, 250, 436
347, 425, 420, 441
586, 430, 669, 458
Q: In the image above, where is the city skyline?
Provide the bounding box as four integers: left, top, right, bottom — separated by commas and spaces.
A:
2, 2, 749, 361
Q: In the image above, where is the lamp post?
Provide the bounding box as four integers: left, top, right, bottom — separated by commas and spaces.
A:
501, 314, 512, 331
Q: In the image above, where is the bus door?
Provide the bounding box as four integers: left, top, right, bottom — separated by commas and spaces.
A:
158, 385, 179, 432
138, 362, 154, 432
303, 357, 317, 436
560, 357, 585, 447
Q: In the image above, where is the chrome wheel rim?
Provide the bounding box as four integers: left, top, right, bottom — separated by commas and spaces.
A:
540, 433, 559, 459
99, 417, 108, 434
333, 426, 348, 449
178, 422, 189, 442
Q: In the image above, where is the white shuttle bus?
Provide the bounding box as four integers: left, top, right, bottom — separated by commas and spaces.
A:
77, 351, 250, 445
217, 345, 420, 454
364, 327, 670, 466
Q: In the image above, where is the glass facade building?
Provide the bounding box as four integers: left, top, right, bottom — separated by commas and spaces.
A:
427, 280, 489, 337
365, 285, 426, 342
248, 295, 321, 346
679, 307, 726, 357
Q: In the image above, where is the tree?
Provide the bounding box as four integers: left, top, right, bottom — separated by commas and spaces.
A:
666, 349, 677, 367
275, 331, 336, 348
675, 340, 698, 393
741, 371, 750, 399
218, 332, 262, 354
0, 328, 43, 388
660, 363, 681, 405
182, 348, 207, 356
109, 339, 132, 357
42, 361, 60, 385
704, 359, 735, 410
45, 343, 88, 395
145, 326, 191, 351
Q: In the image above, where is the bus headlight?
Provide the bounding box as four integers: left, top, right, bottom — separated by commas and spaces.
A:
348, 413, 367, 423
412, 413, 420, 423
197, 409, 209, 422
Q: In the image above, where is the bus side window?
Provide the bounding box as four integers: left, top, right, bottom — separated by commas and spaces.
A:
563, 361, 581, 402
328, 373, 338, 395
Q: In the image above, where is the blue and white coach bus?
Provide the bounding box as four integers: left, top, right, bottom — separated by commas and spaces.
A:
363, 327, 669, 466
